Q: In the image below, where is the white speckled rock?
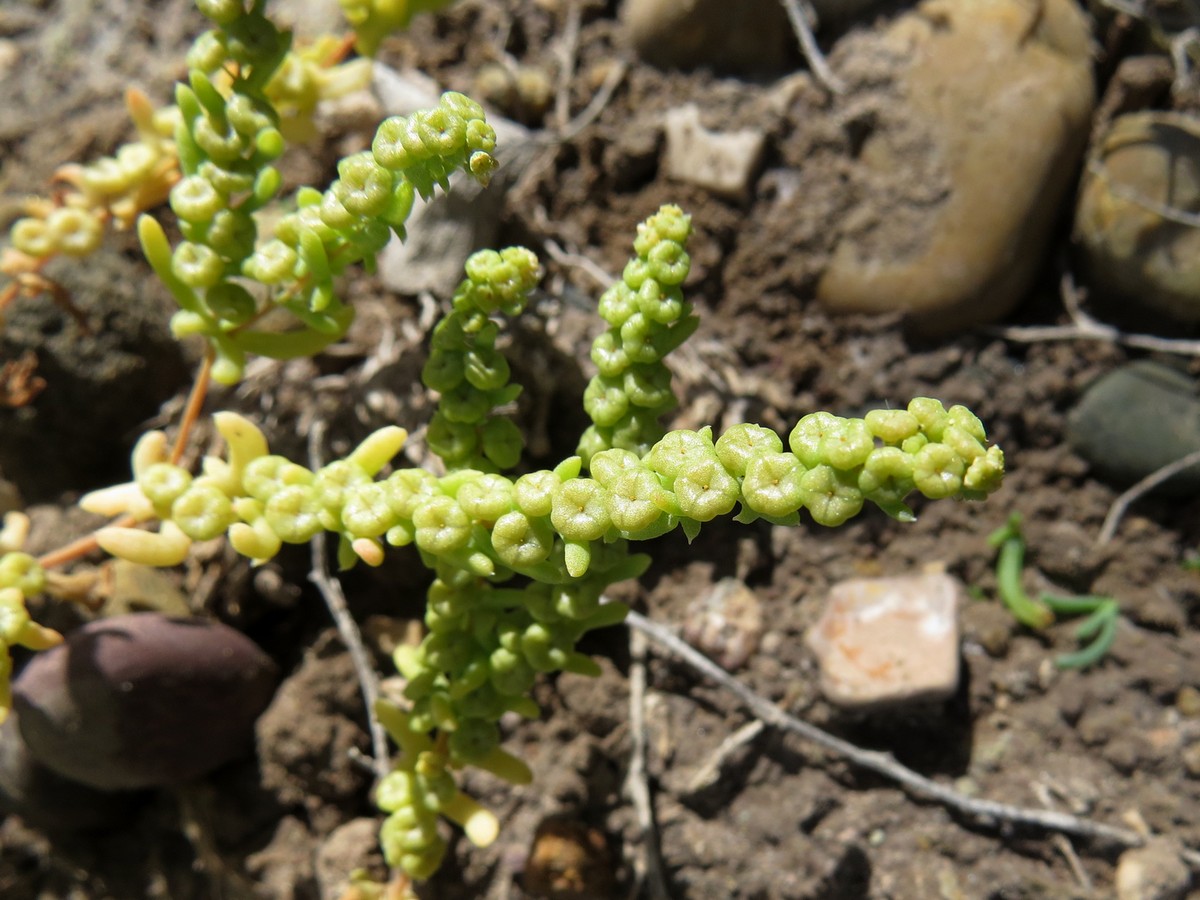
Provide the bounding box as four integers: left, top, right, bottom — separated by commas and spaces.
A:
816, 0, 1095, 335
806, 572, 963, 709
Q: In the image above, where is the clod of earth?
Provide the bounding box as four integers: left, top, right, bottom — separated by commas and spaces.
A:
13, 612, 277, 790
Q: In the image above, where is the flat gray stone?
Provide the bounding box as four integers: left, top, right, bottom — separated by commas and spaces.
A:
663, 104, 767, 201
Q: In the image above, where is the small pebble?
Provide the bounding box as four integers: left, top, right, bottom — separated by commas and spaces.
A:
682, 578, 764, 671
1066, 361, 1200, 496
522, 816, 614, 900
806, 572, 963, 709
1115, 838, 1191, 900
663, 105, 767, 201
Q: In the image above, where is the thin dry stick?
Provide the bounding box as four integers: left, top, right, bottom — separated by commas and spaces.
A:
685, 719, 766, 795
1097, 448, 1200, 546
778, 0, 845, 94
169, 346, 214, 465
987, 270, 1200, 357
557, 57, 628, 142
621, 608, 1200, 869
306, 420, 392, 782
553, 0, 583, 130
625, 627, 670, 900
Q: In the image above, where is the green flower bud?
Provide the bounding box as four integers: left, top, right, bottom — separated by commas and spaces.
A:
647, 429, 716, 481
243, 239, 298, 284
489, 646, 535, 697
715, 424, 784, 478
623, 365, 674, 410
197, 160, 256, 197
319, 189, 357, 230
513, 471, 558, 518
552, 582, 601, 620
583, 377, 629, 428
912, 443, 965, 499
491, 510, 553, 569
864, 408, 920, 445
193, 115, 247, 164
799, 465, 864, 526
170, 175, 225, 224
550, 479, 611, 542
481, 418, 523, 470
608, 469, 669, 534
172, 485, 236, 541
964, 445, 1005, 496
10, 218, 55, 258
242, 455, 313, 501
789, 412, 842, 469
196, 0, 244, 25
138, 462, 193, 510
455, 474, 513, 523
673, 456, 739, 521
186, 30, 228, 73
45, 208, 103, 257
423, 349, 465, 393
172, 241, 225, 288
335, 152, 393, 217
263, 484, 324, 543
587, 449, 642, 487
741, 451, 806, 518
423, 630, 475, 673
822, 417, 874, 470
448, 718, 499, 764
645, 237, 689, 286
204, 282, 257, 324
0, 552, 46, 597
225, 93, 271, 137
342, 482, 397, 538
598, 284, 637, 327
909, 397, 949, 441
463, 348, 510, 392
414, 495, 472, 554
385, 469, 440, 520
426, 414, 478, 464
204, 208, 256, 259
591, 332, 630, 378
376, 770, 415, 813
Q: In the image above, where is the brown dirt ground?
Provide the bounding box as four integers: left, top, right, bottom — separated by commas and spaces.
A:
2, 1, 1200, 898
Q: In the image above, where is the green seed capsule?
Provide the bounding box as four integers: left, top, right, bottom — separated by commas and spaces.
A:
550, 479, 611, 542
173, 485, 236, 541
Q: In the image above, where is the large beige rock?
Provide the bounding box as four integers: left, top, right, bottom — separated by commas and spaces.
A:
816, 0, 1095, 335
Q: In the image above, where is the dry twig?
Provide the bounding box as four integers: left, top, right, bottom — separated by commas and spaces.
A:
624, 627, 670, 900
778, 0, 845, 94
1097, 448, 1200, 546
621, 608, 1200, 869
307, 419, 392, 782
987, 269, 1200, 357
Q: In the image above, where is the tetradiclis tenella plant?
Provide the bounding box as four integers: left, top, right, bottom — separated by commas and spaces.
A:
0, 0, 1006, 893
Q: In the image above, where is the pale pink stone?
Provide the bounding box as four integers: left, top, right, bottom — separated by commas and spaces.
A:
806, 573, 963, 709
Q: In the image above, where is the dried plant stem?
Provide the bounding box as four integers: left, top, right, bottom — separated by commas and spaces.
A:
778, 0, 845, 94
621, 608, 1200, 869
625, 628, 670, 900
169, 346, 213, 465
1097, 448, 1200, 546
307, 420, 391, 782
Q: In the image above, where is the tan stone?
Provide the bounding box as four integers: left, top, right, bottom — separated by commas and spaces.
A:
816, 0, 1095, 335
806, 572, 963, 709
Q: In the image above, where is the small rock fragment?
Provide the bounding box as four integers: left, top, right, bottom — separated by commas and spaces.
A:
14, 613, 277, 790
681, 577, 764, 670
663, 105, 767, 201
816, 0, 1095, 334
522, 816, 614, 900
806, 573, 963, 709
1065, 361, 1200, 496
1115, 838, 1191, 900
1076, 111, 1200, 325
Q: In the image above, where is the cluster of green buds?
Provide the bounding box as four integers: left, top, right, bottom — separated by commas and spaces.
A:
422, 247, 542, 470
137, 2, 498, 385
578, 204, 698, 464
0, 514, 62, 721
5, 89, 177, 271
339, 0, 459, 57
3, 2, 379, 291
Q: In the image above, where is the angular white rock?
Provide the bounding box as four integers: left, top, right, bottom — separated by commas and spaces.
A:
663, 104, 767, 201
806, 572, 963, 709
